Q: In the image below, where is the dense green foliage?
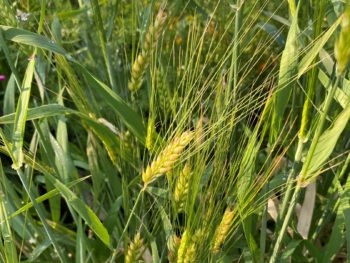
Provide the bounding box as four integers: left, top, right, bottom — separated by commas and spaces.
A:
0, 0, 349, 262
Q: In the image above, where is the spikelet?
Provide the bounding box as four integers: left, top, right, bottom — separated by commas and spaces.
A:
194, 115, 205, 149
125, 233, 144, 263
156, 67, 172, 114
128, 8, 167, 92
168, 234, 181, 263
146, 117, 155, 151
174, 164, 191, 211
187, 229, 206, 263
183, 242, 196, 263
177, 231, 189, 263
177, 229, 205, 263
211, 208, 235, 253
142, 131, 194, 186
0, 0, 17, 27
335, 7, 350, 75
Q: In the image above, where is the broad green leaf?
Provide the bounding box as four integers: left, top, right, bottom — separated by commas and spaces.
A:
298, 16, 342, 78
150, 239, 160, 263
11, 58, 36, 169
271, 3, 299, 142
73, 62, 147, 144
0, 26, 67, 55
76, 220, 86, 263
303, 103, 350, 181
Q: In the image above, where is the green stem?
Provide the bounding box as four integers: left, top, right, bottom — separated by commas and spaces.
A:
300, 75, 340, 184
270, 70, 339, 262
110, 188, 144, 262
270, 184, 301, 263
278, 139, 303, 224
227, 0, 242, 105
90, 0, 117, 91
260, 183, 268, 263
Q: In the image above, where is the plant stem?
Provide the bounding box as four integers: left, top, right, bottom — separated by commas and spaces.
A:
270, 184, 301, 263
111, 188, 144, 262
299, 75, 340, 184
90, 0, 117, 91
270, 71, 339, 262
278, 139, 303, 224
227, 0, 242, 105
260, 184, 268, 263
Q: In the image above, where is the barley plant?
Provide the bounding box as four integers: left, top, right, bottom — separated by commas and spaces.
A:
0, 0, 349, 262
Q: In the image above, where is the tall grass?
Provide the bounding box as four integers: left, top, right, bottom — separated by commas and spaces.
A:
0, 0, 349, 262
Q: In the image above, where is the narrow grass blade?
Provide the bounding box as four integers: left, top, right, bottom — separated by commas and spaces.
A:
0, 104, 74, 124
319, 69, 350, 108
0, 26, 67, 55
298, 16, 342, 78
51, 178, 111, 249
6, 176, 90, 221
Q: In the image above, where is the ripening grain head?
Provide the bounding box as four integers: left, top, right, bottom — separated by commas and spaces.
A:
142, 131, 194, 186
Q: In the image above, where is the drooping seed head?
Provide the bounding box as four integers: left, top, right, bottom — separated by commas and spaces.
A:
211, 208, 235, 253
177, 231, 189, 263
142, 131, 194, 186
174, 164, 191, 211
125, 233, 144, 263
167, 234, 181, 263
129, 7, 167, 92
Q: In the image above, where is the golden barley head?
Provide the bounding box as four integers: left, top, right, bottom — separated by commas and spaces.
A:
125, 233, 144, 263
211, 208, 235, 253
142, 131, 194, 186
168, 234, 181, 263
128, 8, 167, 92
174, 164, 191, 211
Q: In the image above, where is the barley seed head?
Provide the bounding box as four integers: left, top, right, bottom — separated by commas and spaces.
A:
142, 131, 194, 186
